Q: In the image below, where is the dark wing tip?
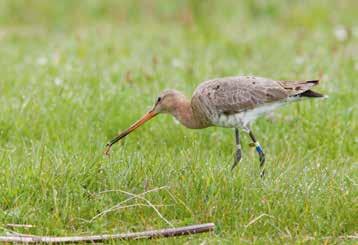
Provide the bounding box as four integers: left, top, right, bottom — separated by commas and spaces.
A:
306, 80, 319, 84
299, 89, 325, 98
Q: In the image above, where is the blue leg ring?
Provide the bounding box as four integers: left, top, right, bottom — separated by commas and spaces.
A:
255, 144, 263, 154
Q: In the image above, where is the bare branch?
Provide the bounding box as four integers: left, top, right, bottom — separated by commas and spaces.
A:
0, 223, 215, 243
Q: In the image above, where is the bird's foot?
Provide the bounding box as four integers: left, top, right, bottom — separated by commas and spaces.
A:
255, 142, 265, 178
258, 151, 265, 168
231, 148, 242, 170
259, 152, 265, 178
260, 169, 265, 178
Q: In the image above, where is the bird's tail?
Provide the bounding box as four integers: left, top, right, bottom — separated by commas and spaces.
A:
280, 80, 326, 98
298, 89, 325, 98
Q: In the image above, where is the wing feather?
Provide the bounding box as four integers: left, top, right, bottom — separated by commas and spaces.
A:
192, 76, 289, 118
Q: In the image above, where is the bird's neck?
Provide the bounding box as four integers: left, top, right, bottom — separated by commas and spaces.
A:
171, 97, 208, 129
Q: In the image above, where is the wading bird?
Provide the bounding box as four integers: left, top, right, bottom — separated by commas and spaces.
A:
105, 76, 325, 176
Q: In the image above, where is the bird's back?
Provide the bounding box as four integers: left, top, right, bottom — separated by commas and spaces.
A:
191, 76, 322, 127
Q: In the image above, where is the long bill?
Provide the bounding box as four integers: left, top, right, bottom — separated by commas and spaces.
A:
104, 110, 158, 155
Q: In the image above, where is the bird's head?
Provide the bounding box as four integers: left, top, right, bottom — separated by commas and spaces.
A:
104, 89, 185, 155
152, 89, 186, 114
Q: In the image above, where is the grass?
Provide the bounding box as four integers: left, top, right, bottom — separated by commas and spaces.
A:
0, 0, 357, 243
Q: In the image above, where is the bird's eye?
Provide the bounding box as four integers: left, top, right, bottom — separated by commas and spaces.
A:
157, 97, 161, 103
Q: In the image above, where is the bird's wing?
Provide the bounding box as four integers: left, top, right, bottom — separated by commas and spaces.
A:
192, 76, 290, 116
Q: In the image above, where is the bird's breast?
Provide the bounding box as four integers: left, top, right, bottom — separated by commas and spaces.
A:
211, 101, 285, 128
211, 113, 245, 128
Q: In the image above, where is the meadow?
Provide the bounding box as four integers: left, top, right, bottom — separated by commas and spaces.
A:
0, 1, 357, 243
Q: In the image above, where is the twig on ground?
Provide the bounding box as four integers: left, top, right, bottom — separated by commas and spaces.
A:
0, 223, 215, 243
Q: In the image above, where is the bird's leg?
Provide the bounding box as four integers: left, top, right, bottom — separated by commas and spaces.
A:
231, 128, 242, 170
248, 131, 265, 178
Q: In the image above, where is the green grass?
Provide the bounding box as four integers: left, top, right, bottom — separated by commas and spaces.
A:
0, 0, 357, 243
